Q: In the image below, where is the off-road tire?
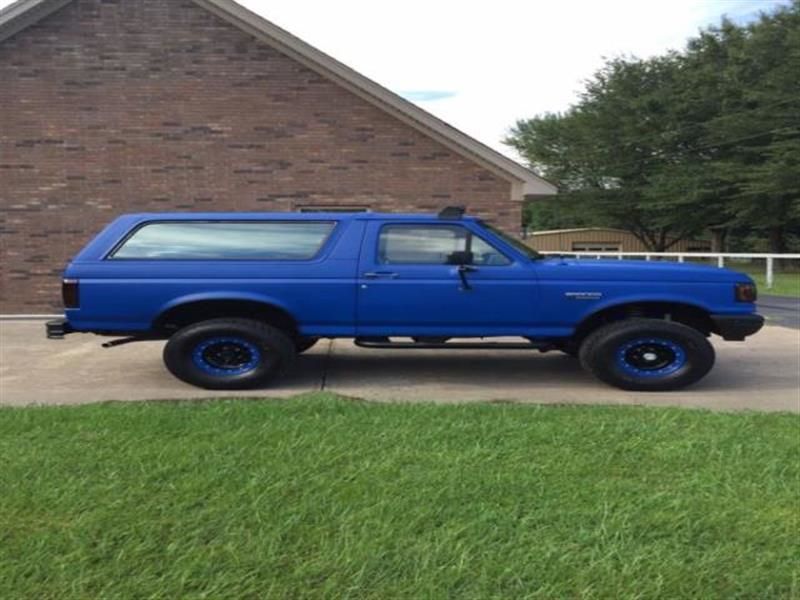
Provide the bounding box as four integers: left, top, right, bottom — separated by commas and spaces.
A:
578, 318, 715, 391
163, 318, 295, 390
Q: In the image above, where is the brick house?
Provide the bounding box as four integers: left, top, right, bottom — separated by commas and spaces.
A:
0, 0, 555, 313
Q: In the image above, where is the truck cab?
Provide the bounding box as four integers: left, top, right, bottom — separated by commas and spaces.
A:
47, 208, 763, 391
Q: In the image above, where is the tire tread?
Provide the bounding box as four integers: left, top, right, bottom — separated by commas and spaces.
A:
163, 317, 295, 390
578, 318, 715, 391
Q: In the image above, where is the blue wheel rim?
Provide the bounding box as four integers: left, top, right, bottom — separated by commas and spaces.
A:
615, 337, 687, 378
192, 336, 262, 376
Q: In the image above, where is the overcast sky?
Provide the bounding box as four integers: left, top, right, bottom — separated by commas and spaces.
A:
1, 0, 791, 158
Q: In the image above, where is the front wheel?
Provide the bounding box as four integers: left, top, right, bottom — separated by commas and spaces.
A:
579, 319, 715, 391
163, 318, 295, 390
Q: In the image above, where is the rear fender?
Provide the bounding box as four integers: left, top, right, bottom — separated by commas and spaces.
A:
153, 292, 297, 331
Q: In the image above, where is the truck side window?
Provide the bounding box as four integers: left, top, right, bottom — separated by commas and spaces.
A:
379, 225, 510, 266
110, 221, 335, 260
471, 236, 512, 266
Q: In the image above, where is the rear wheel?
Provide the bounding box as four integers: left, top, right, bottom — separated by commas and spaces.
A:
163, 318, 295, 390
579, 319, 715, 391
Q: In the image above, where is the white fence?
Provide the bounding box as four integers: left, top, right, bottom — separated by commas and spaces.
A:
538, 251, 800, 290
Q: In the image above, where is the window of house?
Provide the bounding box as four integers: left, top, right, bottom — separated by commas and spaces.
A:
110, 221, 335, 260
378, 225, 511, 266
571, 242, 621, 252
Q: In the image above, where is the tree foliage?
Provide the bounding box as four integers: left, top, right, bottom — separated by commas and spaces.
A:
507, 1, 800, 252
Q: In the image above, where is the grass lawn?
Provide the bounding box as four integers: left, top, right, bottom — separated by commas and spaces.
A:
1, 395, 797, 598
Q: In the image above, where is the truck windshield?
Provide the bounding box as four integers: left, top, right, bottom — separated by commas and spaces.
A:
480, 222, 541, 260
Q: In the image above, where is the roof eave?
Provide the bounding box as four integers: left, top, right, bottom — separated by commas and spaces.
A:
193, 0, 557, 197
0, 0, 72, 41
0, 0, 558, 198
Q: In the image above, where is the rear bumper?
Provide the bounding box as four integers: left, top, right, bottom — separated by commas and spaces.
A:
46, 319, 73, 339
711, 314, 764, 341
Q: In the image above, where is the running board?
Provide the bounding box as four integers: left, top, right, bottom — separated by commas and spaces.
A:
354, 339, 554, 351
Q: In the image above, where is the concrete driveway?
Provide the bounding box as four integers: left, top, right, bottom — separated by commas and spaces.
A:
759, 295, 800, 330
0, 320, 798, 412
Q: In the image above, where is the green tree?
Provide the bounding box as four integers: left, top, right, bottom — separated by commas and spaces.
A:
687, 5, 800, 253
508, 1, 800, 252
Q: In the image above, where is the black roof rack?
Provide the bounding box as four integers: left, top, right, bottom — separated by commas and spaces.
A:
437, 206, 466, 219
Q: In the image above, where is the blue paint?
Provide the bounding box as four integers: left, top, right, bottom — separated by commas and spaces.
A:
61, 212, 761, 340
191, 336, 261, 376
615, 337, 687, 378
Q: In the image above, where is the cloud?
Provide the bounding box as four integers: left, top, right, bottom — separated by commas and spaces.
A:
399, 90, 457, 102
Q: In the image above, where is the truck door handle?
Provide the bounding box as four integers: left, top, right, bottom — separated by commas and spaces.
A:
457, 264, 477, 290
363, 271, 399, 279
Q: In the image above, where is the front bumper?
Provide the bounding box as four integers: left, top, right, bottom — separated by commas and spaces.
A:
46, 319, 73, 339
711, 314, 765, 341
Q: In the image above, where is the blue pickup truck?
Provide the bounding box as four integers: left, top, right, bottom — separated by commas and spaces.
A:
46, 208, 763, 392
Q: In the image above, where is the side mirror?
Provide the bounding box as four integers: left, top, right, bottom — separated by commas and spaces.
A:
446, 250, 474, 265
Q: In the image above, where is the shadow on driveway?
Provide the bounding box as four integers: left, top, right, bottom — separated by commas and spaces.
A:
322, 335, 799, 412
1, 321, 797, 412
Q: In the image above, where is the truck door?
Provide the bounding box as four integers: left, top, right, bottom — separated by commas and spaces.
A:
355, 221, 538, 336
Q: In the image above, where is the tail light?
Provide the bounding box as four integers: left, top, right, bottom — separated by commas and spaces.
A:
735, 282, 757, 303
62, 279, 79, 308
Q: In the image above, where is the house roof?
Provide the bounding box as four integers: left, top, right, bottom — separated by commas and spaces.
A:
530, 228, 711, 245
0, 0, 557, 199
530, 228, 632, 236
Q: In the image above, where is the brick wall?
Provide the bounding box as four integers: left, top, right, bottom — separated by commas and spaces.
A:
0, 0, 519, 313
